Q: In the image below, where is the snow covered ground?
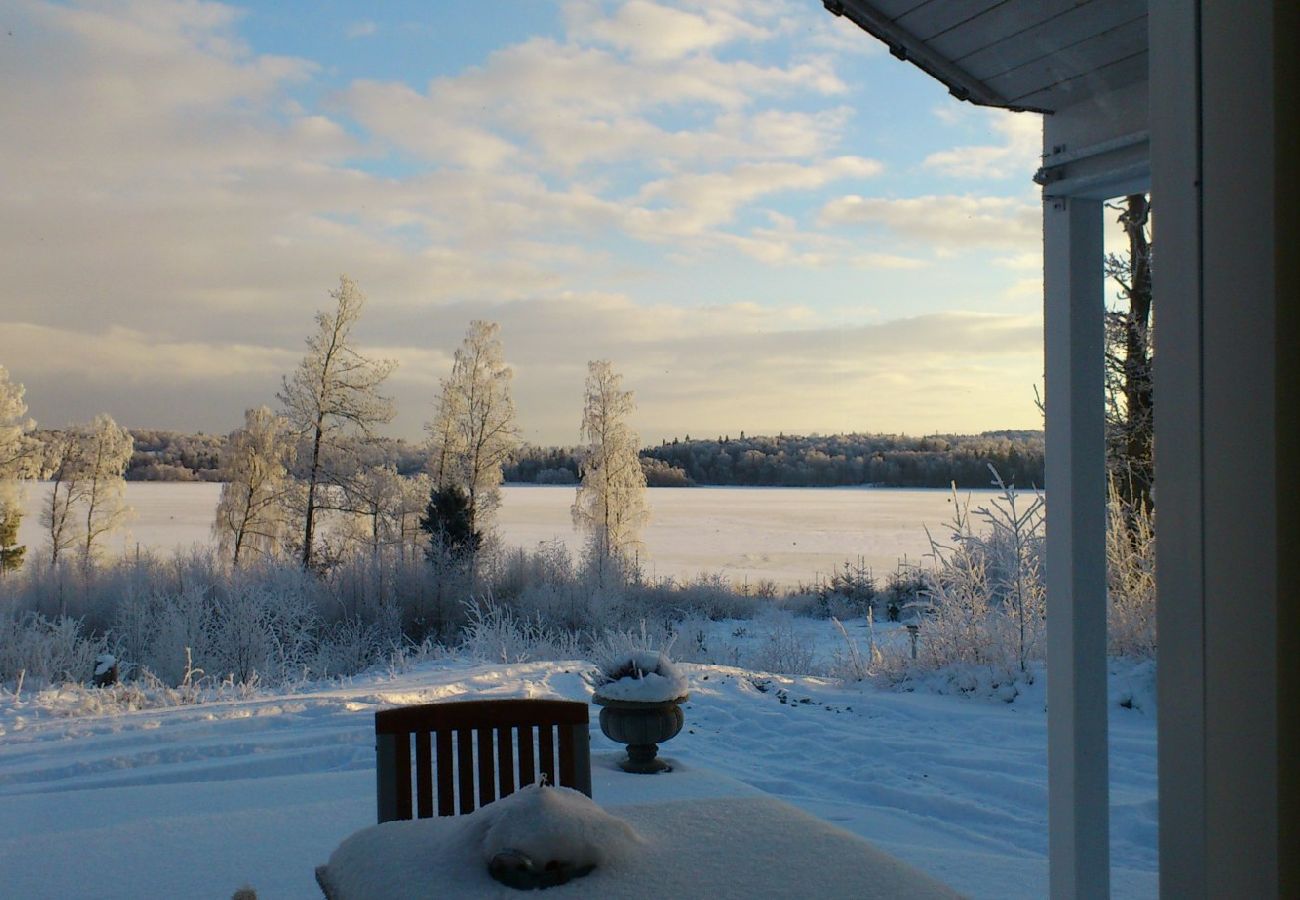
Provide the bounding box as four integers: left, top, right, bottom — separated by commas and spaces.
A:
0, 619, 1157, 899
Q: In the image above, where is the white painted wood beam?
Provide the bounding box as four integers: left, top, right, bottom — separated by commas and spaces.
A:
1148, 2, 1205, 895
1043, 194, 1110, 900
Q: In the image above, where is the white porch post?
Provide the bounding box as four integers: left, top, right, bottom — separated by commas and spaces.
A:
1043, 196, 1109, 899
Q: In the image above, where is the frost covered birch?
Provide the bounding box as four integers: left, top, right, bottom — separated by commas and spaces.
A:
0, 367, 35, 573
278, 276, 395, 569
78, 414, 134, 564
426, 321, 517, 538
215, 406, 291, 567
40, 429, 84, 566
572, 360, 647, 581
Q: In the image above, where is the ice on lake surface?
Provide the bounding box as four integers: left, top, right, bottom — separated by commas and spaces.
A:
16, 482, 1006, 586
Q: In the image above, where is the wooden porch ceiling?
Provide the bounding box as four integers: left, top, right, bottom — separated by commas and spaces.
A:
824, 0, 1148, 114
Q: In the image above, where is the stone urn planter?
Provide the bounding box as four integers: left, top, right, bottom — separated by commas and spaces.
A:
593, 694, 687, 773
588, 649, 689, 774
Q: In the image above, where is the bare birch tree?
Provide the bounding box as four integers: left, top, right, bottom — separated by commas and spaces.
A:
78, 413, 134, 564
278, 276, 395, 569
572, 360, 648, 582
426, 321, 517, 540
214, 406, 291, 567
41, 429, 85, 566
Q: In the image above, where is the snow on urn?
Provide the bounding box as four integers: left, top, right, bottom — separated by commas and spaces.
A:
589, 650, 688, 774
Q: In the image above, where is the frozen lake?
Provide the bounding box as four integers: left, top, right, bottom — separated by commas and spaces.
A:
15, 482, 1005, 587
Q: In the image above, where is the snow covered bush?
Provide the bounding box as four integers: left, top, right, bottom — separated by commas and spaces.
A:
898, 472, 1046, 683
1106, 480, 1156, 657
0, 611, 102, 688
458, 597, 581, 664
747, 611, 818, 675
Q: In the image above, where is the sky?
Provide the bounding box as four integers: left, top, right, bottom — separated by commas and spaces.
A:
0, 0, 1067, 446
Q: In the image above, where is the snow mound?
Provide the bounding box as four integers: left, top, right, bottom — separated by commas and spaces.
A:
481, 784, 642, 868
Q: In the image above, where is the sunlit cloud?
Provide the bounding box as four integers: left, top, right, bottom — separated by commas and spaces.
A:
818, 194, 1040, 251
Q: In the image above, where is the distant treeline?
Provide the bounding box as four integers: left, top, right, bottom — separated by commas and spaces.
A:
34, 428, 1042, 490
643, 431, 1043, 489
507, 430, 1044, 489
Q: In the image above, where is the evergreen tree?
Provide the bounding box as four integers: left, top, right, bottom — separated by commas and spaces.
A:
419, 483, 481, 558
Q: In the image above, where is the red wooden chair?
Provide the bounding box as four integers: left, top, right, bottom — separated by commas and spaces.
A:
374, 698, 592, 822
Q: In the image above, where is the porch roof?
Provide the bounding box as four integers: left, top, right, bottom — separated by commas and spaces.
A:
823, 0, 1148, 115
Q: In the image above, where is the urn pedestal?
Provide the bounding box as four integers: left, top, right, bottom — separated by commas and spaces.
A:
592, 695, 687, 774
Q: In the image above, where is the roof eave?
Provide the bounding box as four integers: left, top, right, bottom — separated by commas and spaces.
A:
823, 0, 1050, 115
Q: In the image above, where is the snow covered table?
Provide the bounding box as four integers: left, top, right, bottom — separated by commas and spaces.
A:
316, 792, 963, 899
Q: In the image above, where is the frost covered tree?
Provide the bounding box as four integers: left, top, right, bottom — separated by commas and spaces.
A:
0, 366, 34, 476
278, 276, 395, 569
78, 414, 134, 564
572, 360, 648, 581
40, 429, 84, 566
338, 463, 407, 559
38, 415, 132, 566
426, 321, 517, 540
0, 480, 25, 574
0, 366, 35, 573
214, 406, 291, 567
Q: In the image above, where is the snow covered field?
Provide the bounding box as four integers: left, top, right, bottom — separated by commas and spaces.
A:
0, 618, 1157, 899
15, 482, 1001, 587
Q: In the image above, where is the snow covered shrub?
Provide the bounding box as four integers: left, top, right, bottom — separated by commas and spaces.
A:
1106, 481, 1156, 658
314, 616, 384, 677
666, 573, 762, 621
906, 472, 1045, 679
973, 470, 1045, 672
458, 597, 581, 663
147, 583, 217, 686
814, 559, 877, 620
209, 580, 320, 685
747, 611, 818, 675
0, 612, 102, 688
827, 616, 877, 682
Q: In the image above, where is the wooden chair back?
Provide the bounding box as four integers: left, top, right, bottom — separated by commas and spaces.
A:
374, 698, 592, 822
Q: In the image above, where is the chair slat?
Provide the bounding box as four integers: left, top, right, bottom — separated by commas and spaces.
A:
415, 730, 433, 818
393, 732, 412, 821
518, 725, 536, 787
557, 723, 576, 790
496, 725, 515, 796
456, 729, 475, 814
539, 723, 556, 787
435, 729, 454, 817
477, 728, 496, 806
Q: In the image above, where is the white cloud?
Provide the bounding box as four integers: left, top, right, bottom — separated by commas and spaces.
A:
819, 194, 1040, 250
923, 112, 1042, 180
630, 156, 882, 236
565, 0, 769, 61
337, 24, 846, 172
